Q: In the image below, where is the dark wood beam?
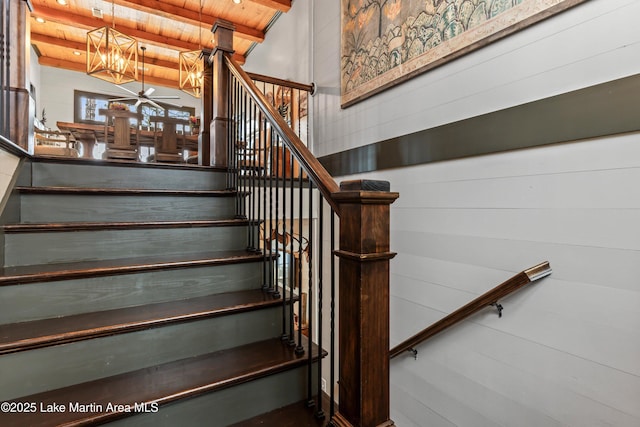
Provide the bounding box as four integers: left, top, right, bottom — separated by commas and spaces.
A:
248, 0, 291, 12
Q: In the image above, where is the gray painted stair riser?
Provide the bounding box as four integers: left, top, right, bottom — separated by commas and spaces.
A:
29, 162, 227, 191
4, 226, 249, 267
0, 263, 264, 324
18, 194, 236, 222
108, 365, 318, 427
0, 306, 292, 401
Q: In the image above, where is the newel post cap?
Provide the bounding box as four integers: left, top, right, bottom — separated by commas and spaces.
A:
340, 179, 390, 192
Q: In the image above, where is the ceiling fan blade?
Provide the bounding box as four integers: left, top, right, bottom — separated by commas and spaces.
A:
144, 87, 155, 97
149, 95, 180, 99
109, 97, 137, 101
135, 99, 143, 108
147, 99, 165, 110
115, 85, 138, 96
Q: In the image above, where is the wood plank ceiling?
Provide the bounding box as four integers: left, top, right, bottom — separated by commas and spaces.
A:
29, 0, 291, 89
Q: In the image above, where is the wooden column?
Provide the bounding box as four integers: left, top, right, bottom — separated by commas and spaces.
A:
208, 20, 235, 168
332, 180, 398, 427
198, 48, 212, 166
7, 0, 34, 151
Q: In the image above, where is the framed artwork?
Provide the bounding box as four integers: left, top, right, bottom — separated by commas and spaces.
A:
340, 0, 588, 107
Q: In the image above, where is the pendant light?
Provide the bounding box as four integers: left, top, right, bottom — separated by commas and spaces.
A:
86, 0, 138, 84
179, 0, 204, 98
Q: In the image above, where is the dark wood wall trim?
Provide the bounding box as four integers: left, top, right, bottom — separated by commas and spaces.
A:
319, 73, 640, 176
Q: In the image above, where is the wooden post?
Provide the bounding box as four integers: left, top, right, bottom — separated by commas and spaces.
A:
209, 20, 235, 168
332, 180, 398, 427
198, 49, 213, 166
7, 0, 34, 151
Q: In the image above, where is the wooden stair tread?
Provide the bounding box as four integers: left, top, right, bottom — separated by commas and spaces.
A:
0, 250, 266, 286
1, 337, 321, 427
2, 219, 249, 233
230, 397, 331, 427
0, 289, 284, 354
16, 186, 236, 196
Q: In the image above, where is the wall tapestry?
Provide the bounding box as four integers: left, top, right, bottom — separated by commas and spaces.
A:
340, 0, 587, 107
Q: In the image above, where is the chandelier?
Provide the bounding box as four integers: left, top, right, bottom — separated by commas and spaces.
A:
86, 1, 138, 84
178, 0, 204, 97
179, 50, 204, 98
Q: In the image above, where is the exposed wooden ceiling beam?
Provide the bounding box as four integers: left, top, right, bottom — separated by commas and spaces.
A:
37, 56, 179, 89
31, 33, 85, 53
31, 32, 178, 70
69, 0, 265, 44
34, 6, 207, 51
246, 0, 291, 12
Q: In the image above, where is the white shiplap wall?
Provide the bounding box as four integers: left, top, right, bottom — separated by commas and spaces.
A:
248, 0, 640, 425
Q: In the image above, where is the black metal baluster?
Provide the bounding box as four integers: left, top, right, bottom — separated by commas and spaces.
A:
238, 80, 246, 220
238, 80, 245, 220
279, 139, 288, 339
315, 193, 325, 419
267, 122, 274, 293
330, 209, 336, 420
261, 114, 268, 289
287, 151, 296, 347
306, 178, 314, 407
247, 90, 257, 251
295, 167, 304, 355
273, 134, 281, 299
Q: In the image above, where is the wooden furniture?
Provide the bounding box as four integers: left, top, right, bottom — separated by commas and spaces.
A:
56, 121, 198, 162
98, 109, 142, 161
148, 116, 190, 163
34, 129, 79, 158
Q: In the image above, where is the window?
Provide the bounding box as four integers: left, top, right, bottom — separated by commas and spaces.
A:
74, 90, 195, 129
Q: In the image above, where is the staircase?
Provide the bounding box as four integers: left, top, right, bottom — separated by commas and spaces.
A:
0, 158, 321, 426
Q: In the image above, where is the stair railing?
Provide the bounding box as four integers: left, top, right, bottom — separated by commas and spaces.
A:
246, 71, 314, 145
390, 261, 552, 359
213, 21, 398, 425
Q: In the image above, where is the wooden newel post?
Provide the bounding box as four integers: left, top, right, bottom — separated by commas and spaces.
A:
198, 49, 213, 166
332, 180, 399, 427
7, 0, 34, 151
208, 20, 235, 168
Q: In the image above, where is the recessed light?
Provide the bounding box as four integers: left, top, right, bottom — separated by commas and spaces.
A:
56, 0, 68, 5
233, 0, 242, 4
35, 17, 46, 24
73, 51, 81, 56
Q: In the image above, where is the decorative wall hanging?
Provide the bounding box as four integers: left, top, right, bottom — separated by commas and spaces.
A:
340, 0, 587, 107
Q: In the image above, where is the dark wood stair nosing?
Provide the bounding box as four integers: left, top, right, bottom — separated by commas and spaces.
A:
1, 219, 251, 233
15, 186, 237, 197
2, 337, 324, 427
0, 289, 294, 355
29, 155, 228, 172
0, 251, 275, 287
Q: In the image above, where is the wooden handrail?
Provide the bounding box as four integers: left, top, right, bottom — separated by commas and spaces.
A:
224, 54, 341, 214
390, 261, 552, 359
0, 134, 30, 158
246, 71, 314, 93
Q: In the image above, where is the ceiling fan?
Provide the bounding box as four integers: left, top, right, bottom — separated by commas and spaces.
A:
110, 47, 179, 110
